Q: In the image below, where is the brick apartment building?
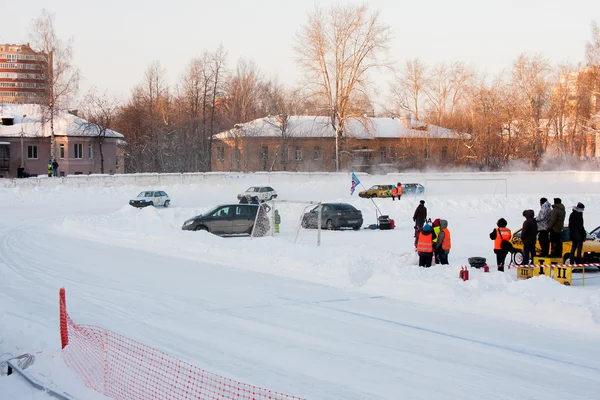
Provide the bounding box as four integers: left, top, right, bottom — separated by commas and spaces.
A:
211, 116, 470, 172
0, 44, 48, 104
0, 103, 126, 178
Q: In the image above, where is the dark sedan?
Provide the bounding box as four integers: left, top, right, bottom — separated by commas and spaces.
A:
301, 203, 363, 230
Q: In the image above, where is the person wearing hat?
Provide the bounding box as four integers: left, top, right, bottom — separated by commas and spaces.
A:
548, 198, 566, 257
490, 218, 512, 271
417, 224, 436, 268
413, 200, 427, 230
536, 197, 551, 257
521, 210, 538, 265
568, 202, 586, 264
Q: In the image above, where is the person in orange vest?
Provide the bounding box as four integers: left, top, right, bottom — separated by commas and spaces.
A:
489, 218, 512, 271
417, 224, 436, 267
391, 185, 398, 201
396, 182, 402, 200
435, 219, 451, 265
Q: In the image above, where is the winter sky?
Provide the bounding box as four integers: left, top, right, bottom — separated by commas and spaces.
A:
2, 0, 598, 106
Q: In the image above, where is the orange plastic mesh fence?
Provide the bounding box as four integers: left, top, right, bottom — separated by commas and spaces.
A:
59, 289, 305, 400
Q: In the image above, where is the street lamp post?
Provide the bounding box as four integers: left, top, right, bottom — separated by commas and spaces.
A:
21, 114, 27, 168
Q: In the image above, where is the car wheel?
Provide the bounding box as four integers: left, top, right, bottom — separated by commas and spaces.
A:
563, 254, 572, 265
148, 201, 154, 207
371, 194, 377, 198
326, 219, 335, 230
353, 225, 360, 231
195, 225, 208, 232
164, 200, 170, 208
513, 250, 524, 265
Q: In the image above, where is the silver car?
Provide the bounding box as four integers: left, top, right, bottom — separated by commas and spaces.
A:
181, 203, 270, 236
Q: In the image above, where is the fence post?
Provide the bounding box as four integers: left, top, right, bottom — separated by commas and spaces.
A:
59, 288, 69, 349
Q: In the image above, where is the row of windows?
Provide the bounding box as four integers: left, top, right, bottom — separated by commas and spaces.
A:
0, 63, 43, 70
216, 145, 451, 162
0, 82, 45, 88
0, 53, 46, 62
0, 72, 45, 79
26, 144, 94, 160
0, 91, 44, 98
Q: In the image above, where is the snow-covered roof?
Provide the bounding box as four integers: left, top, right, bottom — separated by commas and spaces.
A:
214, 116, 470, 140
0, 103, 125, 139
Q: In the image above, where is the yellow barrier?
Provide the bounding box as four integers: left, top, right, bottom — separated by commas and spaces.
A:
515, 260, 591, 286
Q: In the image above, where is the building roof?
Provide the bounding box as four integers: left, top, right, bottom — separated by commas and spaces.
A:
0, 103, 125, 139
214, 116, 470, 140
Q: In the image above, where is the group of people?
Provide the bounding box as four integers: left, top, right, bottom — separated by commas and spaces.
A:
47, 159, 60, 177
490, 197, 588, 271
412, 200, 452, 268
391, 182, 403, 200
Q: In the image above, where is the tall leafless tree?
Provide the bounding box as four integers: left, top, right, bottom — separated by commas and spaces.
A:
80, 88, 120, 174
295, 4, 392, 171
390, 59, 428, 121
29, 9, 80, 160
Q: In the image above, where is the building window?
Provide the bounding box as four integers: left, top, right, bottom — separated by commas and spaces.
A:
216, 146, 224, 161
313, 146, 322, 160
88, 144, 93, 159
441, 146, 448, 161
424, 148, 430, 160
281, 145, 288, 161
380, 146, 387, 160
74, 143, 83, 159
234, 148, 240, 163
59, 144, 65, 159
27, 145, 38, 159
295, 147, 303, 161
260, 146, 268, 160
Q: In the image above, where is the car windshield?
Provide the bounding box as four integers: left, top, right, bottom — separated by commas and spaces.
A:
368, 185, 378, 190
245, 187, 258, 192
200, 205, 221, 216
333, 204, 356, 211
137, 191, 153, 198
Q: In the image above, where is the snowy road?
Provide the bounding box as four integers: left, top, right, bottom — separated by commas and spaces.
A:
2, 176, 600, 399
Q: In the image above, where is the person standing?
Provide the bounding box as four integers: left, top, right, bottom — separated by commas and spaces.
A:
432, 218, 441, 264
548, 198, 566, 257
396, 182, 402, 200
490, 218, 512, 271
417, 224, 436, 268
435, 219, 451, 265
568, 202, 586, 264
413, 200, 427, 230
391, 185, 398, 201
52, 159, 59, 177
521, 209, 538, 265
47, 160, 53, 177
536, 197, 551, 256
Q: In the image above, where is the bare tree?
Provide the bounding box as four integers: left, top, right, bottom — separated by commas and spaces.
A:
295, 4, 392, 171
389, 59, 428, 121
208, 45, 228, 169
586, 21, 600, 66
80, 88, 120, 174
29, 9, 80, 160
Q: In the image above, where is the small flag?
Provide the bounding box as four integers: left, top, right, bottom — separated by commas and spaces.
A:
351, 173, 361, 195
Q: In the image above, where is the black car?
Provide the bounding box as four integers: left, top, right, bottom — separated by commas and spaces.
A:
182, 203, 270, 236
301, 203, 363, 230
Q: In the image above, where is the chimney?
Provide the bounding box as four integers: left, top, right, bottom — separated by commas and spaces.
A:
399, 113, 412, 129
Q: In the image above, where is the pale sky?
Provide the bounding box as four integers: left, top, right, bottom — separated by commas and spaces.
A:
2, 0, 598, 108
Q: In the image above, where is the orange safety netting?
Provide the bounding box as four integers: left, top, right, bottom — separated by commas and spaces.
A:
59, 288, 305, 400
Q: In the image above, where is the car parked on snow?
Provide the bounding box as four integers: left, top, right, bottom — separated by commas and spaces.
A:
182, 203, 270, 236
358, 185, 393, 198
510, 226, 600, 266
129, 190, 171, 208
237, 186, 277, 202
402, 183, 425, 195
301, 203, 363, 230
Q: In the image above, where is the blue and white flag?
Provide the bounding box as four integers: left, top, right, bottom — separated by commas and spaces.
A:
351, 173, 361, 195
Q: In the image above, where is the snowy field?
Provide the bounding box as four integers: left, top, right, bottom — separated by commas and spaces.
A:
1, 172, 600, 399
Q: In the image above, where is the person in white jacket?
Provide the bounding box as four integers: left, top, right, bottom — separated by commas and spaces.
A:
536, 197, 551, 257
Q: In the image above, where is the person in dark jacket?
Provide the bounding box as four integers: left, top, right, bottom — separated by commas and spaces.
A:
413, 200, 427, 230
536, 197, 551, 256
521, 209, 538, 265
568, 202, 586, 264
239, 196, 249, 204
548, 198, 566, 257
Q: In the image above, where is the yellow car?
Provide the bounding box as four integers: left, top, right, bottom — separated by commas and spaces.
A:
510, 226, 600, 266
358, 185, 393, 198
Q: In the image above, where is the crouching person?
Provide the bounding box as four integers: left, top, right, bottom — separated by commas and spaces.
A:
417, 224, 436, 268
435, 219, 451, 265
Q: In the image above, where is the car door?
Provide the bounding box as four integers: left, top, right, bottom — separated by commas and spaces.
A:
205, 206, 234, 234
153, 191, 163, 206
320, 205, 331, 226
232, 205, 254, 234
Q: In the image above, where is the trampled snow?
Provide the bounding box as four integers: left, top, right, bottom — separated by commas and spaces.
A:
1, 172, 600, 399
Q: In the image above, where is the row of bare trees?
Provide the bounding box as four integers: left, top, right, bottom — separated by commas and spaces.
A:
27, 6, 600, 173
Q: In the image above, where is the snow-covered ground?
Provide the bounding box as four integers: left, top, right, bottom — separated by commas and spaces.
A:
1, 172, 600, 399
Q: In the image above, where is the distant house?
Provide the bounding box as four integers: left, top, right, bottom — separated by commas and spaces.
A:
211, 115, 470, 172
0, 103, 126, 178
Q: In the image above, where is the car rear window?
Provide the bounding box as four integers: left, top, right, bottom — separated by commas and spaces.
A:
333, 204, 356, 211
